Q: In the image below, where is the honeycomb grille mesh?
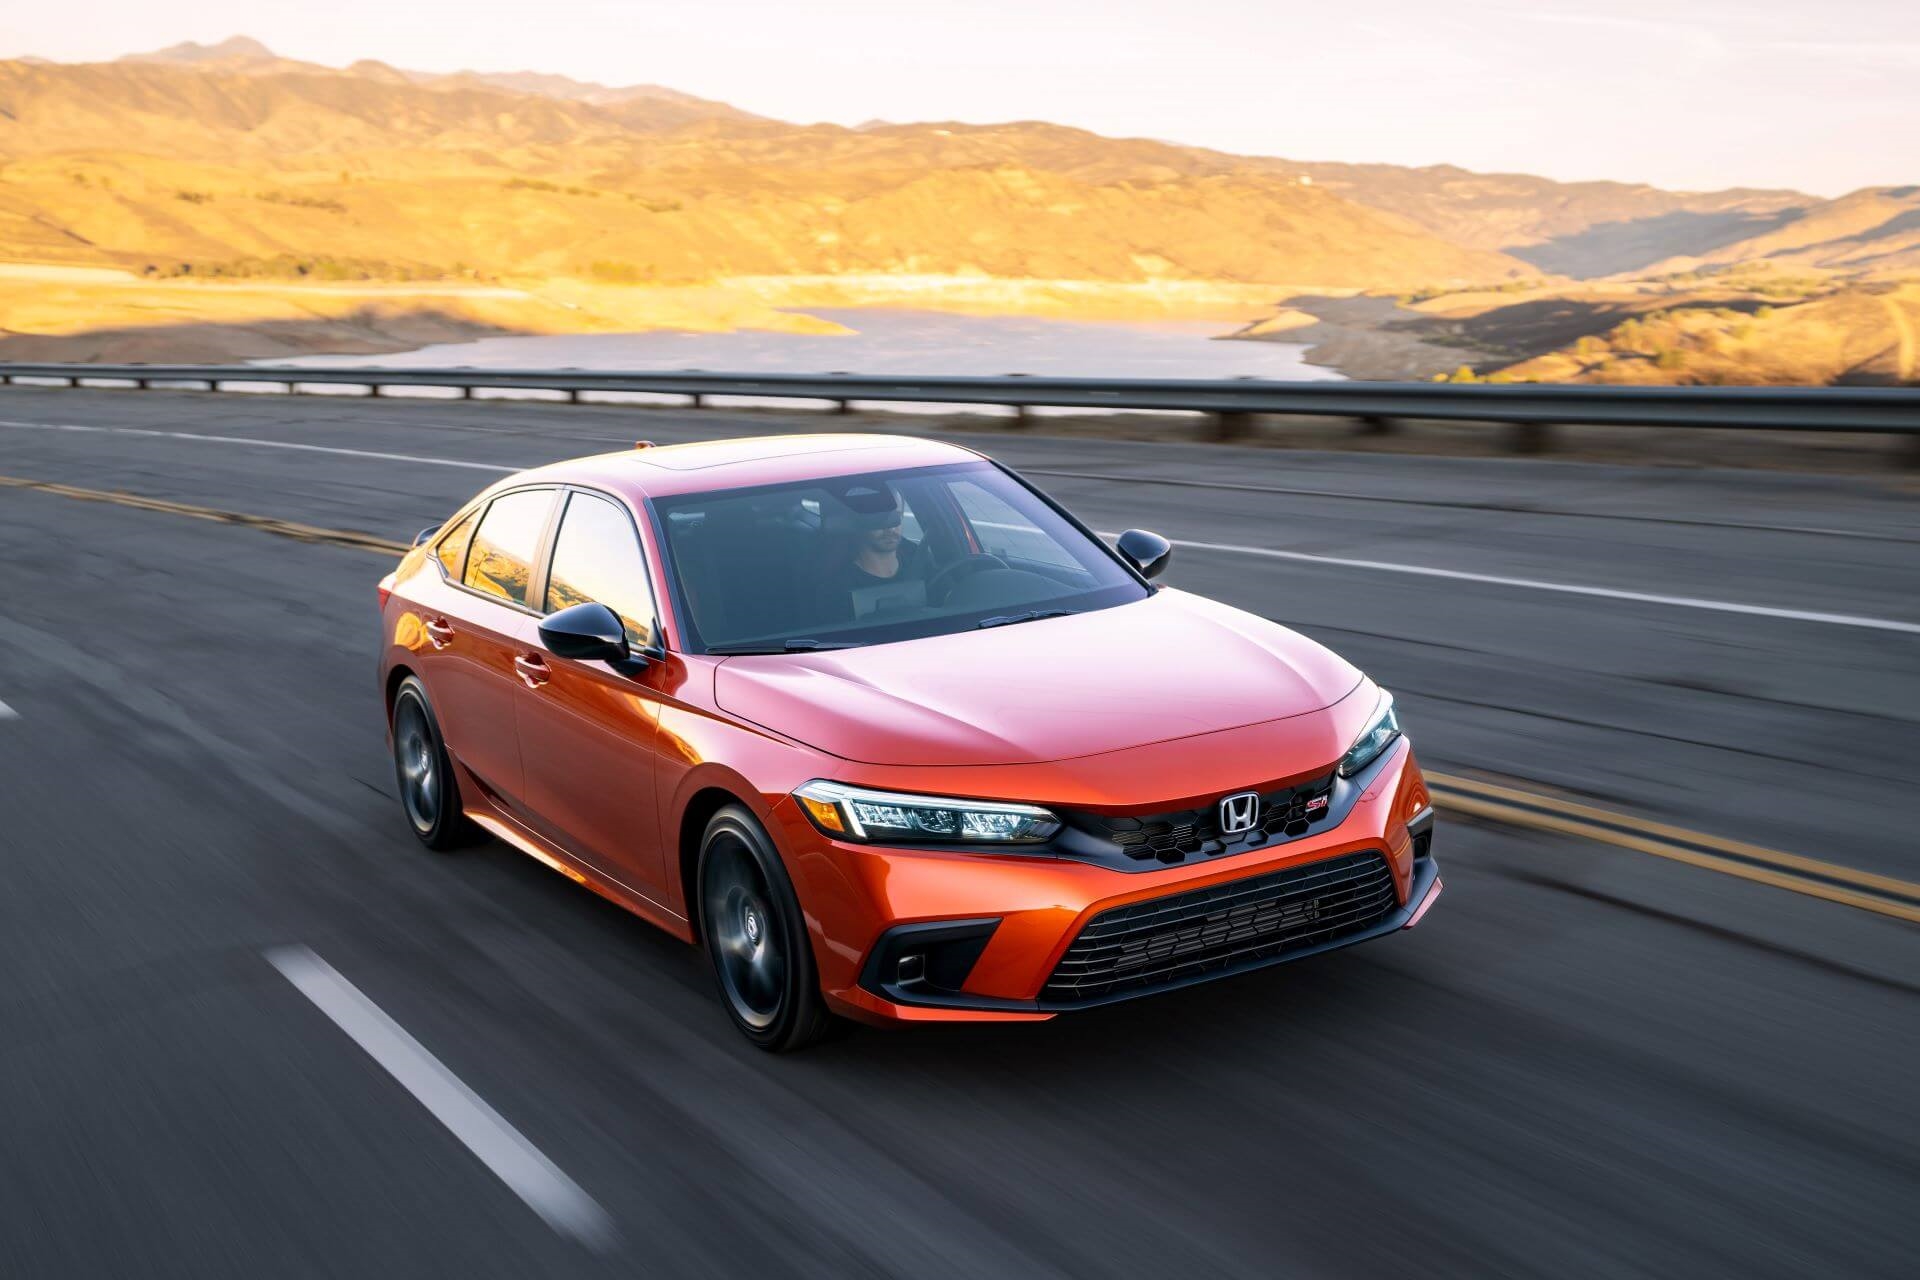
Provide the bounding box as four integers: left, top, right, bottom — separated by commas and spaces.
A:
1074, 772, 1338, 865
1042, 851, 1397, 1003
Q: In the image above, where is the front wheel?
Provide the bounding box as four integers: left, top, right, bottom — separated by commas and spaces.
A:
697, 805, 839, 1051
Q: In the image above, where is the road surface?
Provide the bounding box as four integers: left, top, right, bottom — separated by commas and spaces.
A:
0, 386, 1914, 1278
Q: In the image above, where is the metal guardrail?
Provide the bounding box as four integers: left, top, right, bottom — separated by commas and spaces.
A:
2, 362, 1916, 452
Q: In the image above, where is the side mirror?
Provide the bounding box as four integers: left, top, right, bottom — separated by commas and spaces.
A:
413, 526, 439, 548
538, 602, 630, 663
1116, 528, 1172, 580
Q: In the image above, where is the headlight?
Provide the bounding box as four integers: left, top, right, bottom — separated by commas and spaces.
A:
1338, 690, 1402, 778
794, 780, 1061, 844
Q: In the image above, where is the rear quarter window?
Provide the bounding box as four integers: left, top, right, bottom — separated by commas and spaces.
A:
463, 489, 555, 607
434, 512, 477, 580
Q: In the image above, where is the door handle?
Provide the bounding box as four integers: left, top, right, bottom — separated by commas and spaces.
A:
514, 653, 552, 689
424, 617, 456, 650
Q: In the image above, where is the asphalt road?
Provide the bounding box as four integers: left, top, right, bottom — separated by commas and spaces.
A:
0, 386, 1915, 1278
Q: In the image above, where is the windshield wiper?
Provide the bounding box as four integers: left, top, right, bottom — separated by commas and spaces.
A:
976, 609, 1077, 630
707, 638, 862, 655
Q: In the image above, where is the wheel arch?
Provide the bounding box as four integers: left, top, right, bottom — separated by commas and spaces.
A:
678, 786, 752, 940
384, 662, 417, 722
673, 763, 790, 942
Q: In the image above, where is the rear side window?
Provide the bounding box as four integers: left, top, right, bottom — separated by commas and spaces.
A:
434, 512, 477, 580
544, 492, 659, 649
463, 489, 554, 607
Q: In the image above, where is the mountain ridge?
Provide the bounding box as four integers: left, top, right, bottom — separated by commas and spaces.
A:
45, 36, 1832, 279
0, 51, 1533, 289
114, 35, 759, 124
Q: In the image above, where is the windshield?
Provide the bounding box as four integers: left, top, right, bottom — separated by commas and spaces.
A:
652, 461, 1149, 653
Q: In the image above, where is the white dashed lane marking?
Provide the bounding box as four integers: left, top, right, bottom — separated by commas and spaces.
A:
266, 945, 615, 1249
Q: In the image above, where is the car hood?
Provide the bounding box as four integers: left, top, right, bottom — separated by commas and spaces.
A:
713, 589, 1363, 766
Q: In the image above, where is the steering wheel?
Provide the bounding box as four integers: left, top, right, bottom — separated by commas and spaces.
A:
928, 553, 1009, 605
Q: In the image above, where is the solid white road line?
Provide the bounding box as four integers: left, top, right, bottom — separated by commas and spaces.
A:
0, 419, 514, 473
1094, 532, 1920, 636
265, 945, 614, 1249
4, 414, 1910, 636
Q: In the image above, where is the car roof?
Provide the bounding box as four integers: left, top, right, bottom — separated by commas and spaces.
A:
512, 433, 987, 500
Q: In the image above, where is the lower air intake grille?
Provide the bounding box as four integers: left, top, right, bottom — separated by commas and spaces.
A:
1042, 850, 1397, 1003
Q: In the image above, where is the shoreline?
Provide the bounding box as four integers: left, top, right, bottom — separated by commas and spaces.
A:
1218, 294, 1486, 381
0, 268, 1314, 365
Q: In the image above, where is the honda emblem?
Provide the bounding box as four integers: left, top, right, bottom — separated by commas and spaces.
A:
1219, 791, 1260, 835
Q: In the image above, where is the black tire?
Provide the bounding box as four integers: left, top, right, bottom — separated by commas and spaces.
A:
697, 805, 839, 1052
390, 676, 479, 851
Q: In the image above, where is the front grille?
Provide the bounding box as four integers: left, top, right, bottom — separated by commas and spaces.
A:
1074, 772, 1338, 865
1042, 850, 1398, 1003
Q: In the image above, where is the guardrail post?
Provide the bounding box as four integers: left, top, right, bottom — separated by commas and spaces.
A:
689, 394, 704, 409
834, 399, 852, 415
370, 384, 386, 398
460, 386, 474, 400
1508, 421, 1552, 454
1009, 403, 1030, 428
1902, 434, 1920, 471
1357, 415, 1395, 437
1212, 411, 1254, 442
565, 389, 580, 404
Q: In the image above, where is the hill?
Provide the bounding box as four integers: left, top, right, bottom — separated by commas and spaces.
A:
1276, 161, 1813, 278
1493, 280, 1920, 385
1639, 187, 1920, 277
0, 50, 1530, 291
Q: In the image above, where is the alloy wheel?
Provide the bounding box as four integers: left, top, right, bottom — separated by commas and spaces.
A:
394, 694, 440, 834
703, 836, 787, 1030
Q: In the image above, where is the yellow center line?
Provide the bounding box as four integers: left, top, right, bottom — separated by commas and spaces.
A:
1427, 772, 1920, 924
0, 473, 410, 556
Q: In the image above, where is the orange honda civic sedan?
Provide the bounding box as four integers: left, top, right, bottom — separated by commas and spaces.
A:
377, 434, 1440, 1050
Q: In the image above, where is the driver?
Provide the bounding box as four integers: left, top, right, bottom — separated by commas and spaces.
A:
815, 481, 928, 618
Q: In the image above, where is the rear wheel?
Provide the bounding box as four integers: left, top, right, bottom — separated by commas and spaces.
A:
390, 676, 478, 850
697, 805, 838, 1051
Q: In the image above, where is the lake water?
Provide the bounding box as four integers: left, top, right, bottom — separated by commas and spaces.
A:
277, 309, 1334, 383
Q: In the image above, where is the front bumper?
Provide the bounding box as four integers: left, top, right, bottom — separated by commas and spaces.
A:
774, 737, 1440, 1024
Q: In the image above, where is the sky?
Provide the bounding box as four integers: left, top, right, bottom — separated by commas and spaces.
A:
3, 0, 1914, 196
